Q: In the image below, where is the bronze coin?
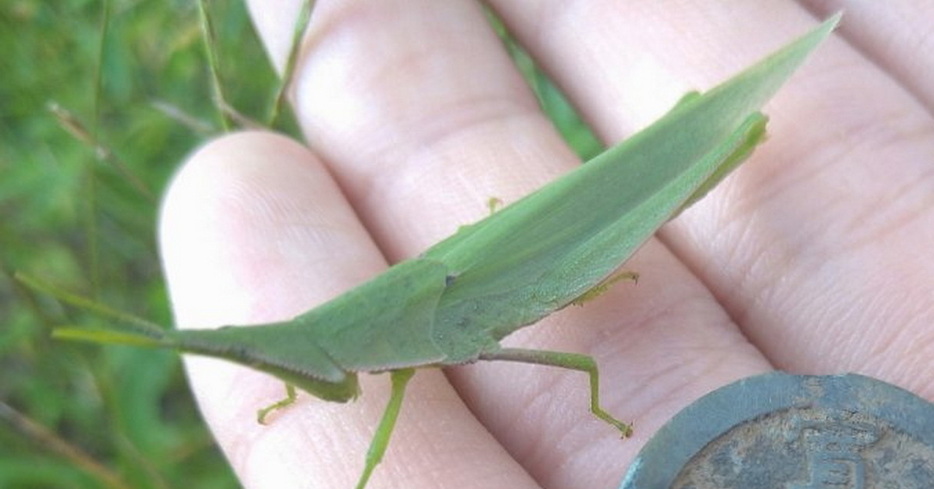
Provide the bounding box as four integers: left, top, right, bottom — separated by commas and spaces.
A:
620, 372, 934, 488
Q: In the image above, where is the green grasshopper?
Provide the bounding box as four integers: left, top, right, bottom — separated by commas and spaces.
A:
24, 15, 838, 489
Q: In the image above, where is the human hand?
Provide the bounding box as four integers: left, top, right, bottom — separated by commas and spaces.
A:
159, 2, 934, 488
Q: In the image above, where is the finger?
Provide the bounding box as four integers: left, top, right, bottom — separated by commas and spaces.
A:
801, 0, 934, 111
492, 2, 934, 396
160, 132, 532, 489
263, 1, 775, 488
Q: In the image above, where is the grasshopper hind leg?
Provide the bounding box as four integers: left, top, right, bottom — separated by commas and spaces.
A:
479, 348, 633, 437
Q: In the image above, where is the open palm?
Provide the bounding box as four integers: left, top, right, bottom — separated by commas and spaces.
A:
159, 2, 934, 488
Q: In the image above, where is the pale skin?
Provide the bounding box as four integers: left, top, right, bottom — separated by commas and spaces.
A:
159, 2, 934, 489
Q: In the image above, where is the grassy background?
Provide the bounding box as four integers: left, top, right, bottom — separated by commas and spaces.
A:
0, 1, 599, 487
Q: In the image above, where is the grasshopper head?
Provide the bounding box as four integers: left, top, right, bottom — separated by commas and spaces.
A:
168, 323, 360, 403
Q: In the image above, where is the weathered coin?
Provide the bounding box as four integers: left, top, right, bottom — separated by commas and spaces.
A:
620, 372, 934, 488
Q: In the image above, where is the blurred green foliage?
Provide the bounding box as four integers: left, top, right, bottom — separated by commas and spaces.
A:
0, 1, 598, 487
1, 1, 274, 487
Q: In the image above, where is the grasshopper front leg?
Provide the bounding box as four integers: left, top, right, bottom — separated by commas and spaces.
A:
257, 384, 299, 424
479, 348, 633, 437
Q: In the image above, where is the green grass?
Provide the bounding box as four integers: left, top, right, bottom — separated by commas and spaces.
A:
1, 1, 272, 487
0, 1, 598, 487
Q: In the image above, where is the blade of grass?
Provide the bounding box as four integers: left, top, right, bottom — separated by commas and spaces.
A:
267, 0, 316, 129
83, 0, 113, 297
92, 0, 110, 132
114, 433, 172, 489
198, 0, 233, 131
47, 102, 156, 203
151, 100, 215, 136
82, 151, 101, 299
0, 401, 131, 489
217, 99, 266, 130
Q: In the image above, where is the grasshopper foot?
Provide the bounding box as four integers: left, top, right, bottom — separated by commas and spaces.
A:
257, 383, 298, 424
